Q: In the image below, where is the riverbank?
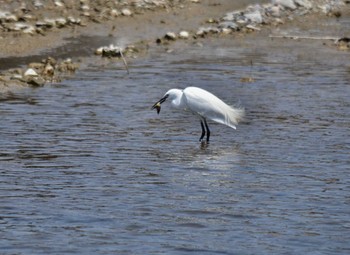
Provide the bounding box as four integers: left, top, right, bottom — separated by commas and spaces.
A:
0, 0, 349, 93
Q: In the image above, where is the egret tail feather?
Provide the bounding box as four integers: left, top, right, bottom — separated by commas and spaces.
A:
212, 106, 244, 130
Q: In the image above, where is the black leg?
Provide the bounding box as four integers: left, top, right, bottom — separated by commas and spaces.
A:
204, 119, 210, 142
199, 121, 205, 141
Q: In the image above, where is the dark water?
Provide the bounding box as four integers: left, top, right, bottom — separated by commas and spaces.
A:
1, 37, 350, 254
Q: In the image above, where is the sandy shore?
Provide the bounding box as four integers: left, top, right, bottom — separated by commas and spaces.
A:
0, 0, 349, 92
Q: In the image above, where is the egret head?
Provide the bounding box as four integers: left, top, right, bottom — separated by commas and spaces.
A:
151, 94, 169, 114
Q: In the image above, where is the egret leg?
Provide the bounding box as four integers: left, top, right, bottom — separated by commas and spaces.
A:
204, 119, 210, 142
199, 121, 206, 141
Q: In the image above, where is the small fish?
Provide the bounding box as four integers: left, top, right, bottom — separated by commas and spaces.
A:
152, 102, 161, 114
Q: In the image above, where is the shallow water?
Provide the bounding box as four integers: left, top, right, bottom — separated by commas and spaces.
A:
1, 36, 350, 254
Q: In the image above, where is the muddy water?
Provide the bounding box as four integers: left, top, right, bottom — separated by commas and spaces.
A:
1, 35, 350, 254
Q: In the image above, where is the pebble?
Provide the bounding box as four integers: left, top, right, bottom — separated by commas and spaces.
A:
34, 0, 44, 9
54, 0, 65, 8
110, 9, 120, 17
5, 14, 18, 22
121, 9, 132, 16
81, 4, 90, 11
179, 31, 189, 39
55, 18, 67, 28
24, 68, 38, 77
294, 0, 312, 9
43, 18, 56, 28
246, 24, 261, 31
164, 32, 177, 40
221, 28, 232, 34
273, 0, 297, 10
12, 22, 28, 31
22, 26, 36, 35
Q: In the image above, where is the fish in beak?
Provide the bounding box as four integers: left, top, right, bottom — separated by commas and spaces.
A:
151, 94, 168, 114
152, 102, 161, 114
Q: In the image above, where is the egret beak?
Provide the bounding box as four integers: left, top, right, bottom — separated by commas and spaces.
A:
151, 94, 168, 114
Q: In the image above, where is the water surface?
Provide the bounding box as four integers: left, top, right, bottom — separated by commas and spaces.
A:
1, 36, 350, 254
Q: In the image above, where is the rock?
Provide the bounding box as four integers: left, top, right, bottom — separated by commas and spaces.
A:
246, 24, 261, 31
206, 18, 216, 24
22, 25, 36, 35
81, 4, 90, 11
34, 0, 44, 8
294, 0, 312, 9
318, 4, 337, 16
164, 32, 177, 40
22, 14, 35, 21
5, 14, 18, 22
273, 0, 297, 10
96, 44, 125, 58
121, 8, 132, 16
244, 7, 263, 24
222, 11, 240, 21
267, 5, 281, 17
336, 37, 350, 51
218, 21, 239, 30
110, 9, 120, 17
67, 16, 76, 24
54, 0, 64, 7
11, 74, 23, 81
95, 46, 104, 55
221, 28, 232, 34
26, 76, 45, 87
57, 59, 79, 72
179, 31, 189, 39
42, 18, 56, 28
24, 68, 38, 77
12, 22, 28, 31
43, 63, 54, 76
55, 18, 67, 28
196, 27, 220, 36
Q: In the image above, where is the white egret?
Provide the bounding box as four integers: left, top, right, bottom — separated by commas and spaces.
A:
152, 86, 244, 142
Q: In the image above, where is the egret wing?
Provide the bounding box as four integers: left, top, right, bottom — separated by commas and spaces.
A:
183, 87, 244, 129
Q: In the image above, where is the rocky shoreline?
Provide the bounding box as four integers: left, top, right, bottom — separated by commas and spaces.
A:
0, 0, 349, 92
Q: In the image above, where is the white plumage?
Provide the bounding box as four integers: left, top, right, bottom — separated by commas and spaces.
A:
152, 86, 244, 142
